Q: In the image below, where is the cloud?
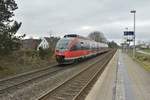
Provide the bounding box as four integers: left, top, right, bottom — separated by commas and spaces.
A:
14, 0, 150, 43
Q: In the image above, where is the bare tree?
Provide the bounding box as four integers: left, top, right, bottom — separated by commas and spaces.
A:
88, 31, 107, 43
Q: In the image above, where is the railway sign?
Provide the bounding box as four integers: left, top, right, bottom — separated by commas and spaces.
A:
127, 39, 133, 42
124, 31, 134, 36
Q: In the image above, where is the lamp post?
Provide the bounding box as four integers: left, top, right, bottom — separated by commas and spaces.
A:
130, 10, 136, 57
125, 27, 128, 53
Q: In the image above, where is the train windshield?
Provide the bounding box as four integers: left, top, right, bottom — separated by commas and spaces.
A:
56, 38, 70, 50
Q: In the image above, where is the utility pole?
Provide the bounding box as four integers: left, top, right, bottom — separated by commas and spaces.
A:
125, 27, 129, 53
130, 10, 136, 58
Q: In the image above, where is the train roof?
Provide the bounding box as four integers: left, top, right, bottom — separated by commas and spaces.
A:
64, 34, 90, 40
63, 34, 108, 44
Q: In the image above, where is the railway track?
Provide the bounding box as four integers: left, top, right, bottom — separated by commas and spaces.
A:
0, 49, 115, 100
38, 50, 116, 100
0, 63, 63, 92
0, 51, 107, 93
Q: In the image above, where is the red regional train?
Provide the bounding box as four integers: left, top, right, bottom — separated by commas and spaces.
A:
55, 34, 108, 64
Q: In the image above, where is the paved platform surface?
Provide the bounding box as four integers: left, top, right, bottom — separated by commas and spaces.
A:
85, 50, 150, 100
85, 50, 118, 100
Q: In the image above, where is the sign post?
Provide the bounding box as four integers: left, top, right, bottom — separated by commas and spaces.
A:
123, 31, 134, 53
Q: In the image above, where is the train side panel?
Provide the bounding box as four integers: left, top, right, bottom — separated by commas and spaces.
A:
55, 35, 108, 64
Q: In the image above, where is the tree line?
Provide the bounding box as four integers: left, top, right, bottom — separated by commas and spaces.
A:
0, 0, 25, 56
88, 31, 119, 48
0, 0, 118, 57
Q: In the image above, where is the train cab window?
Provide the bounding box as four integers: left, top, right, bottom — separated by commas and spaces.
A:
70, 43, 81, 51
56, 39, 70, 50
70, 45, 77, 51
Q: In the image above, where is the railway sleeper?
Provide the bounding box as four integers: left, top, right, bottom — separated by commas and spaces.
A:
52, 94, 74, 100
61, 92, 77, 96
58, 93, 76, 99
53, 96, 65, 100
68, 83, 84, 88
68, 85, 82, 88
63, 90, 79, 94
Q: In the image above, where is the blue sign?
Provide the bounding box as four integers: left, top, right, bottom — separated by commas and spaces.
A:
127, 39, 133, 42
124, 31, 134, 36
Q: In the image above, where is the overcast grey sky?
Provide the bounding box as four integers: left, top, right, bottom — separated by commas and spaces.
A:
15, 0, 150, 43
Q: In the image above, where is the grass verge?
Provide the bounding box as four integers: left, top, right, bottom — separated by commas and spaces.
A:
133, 52, 150, 72
141, 48, 150, 53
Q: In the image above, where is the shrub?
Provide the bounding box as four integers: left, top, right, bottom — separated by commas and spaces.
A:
38, 47, 53, 60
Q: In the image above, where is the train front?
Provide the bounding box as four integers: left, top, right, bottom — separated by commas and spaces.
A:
55, 38, 71, 64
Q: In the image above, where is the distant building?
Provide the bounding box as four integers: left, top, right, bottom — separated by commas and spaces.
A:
37, 38, 49, 50
38, 37, 60, 50
21, 39, 39, 50
21, 37, 60, 50
138, 41, 150, 49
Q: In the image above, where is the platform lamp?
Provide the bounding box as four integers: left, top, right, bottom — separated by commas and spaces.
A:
130, 10, 136, 58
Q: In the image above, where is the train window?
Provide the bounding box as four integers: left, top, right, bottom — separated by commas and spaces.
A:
70, 45, 77, 51
87, 42, 90, 50
85, 42, 89, 49
70, 42, 81, 51
80, 41, 84, 50
64, 34, 78, 38
76, 43, 81, 49
56, 39, 70, 50
80, 42, 84, 44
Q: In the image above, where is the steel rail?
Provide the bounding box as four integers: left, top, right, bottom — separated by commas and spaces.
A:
0, 63, 57, 82
0, 64, 63, 92
38, 50, 115, 100
73, 50, 115, 100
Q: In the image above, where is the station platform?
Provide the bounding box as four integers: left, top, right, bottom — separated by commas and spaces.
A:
85, 50, 150, 100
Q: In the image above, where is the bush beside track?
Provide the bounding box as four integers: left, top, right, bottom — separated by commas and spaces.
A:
0, 49, 56, 79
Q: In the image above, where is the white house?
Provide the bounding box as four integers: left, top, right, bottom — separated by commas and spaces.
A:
37, 38, 49, 50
